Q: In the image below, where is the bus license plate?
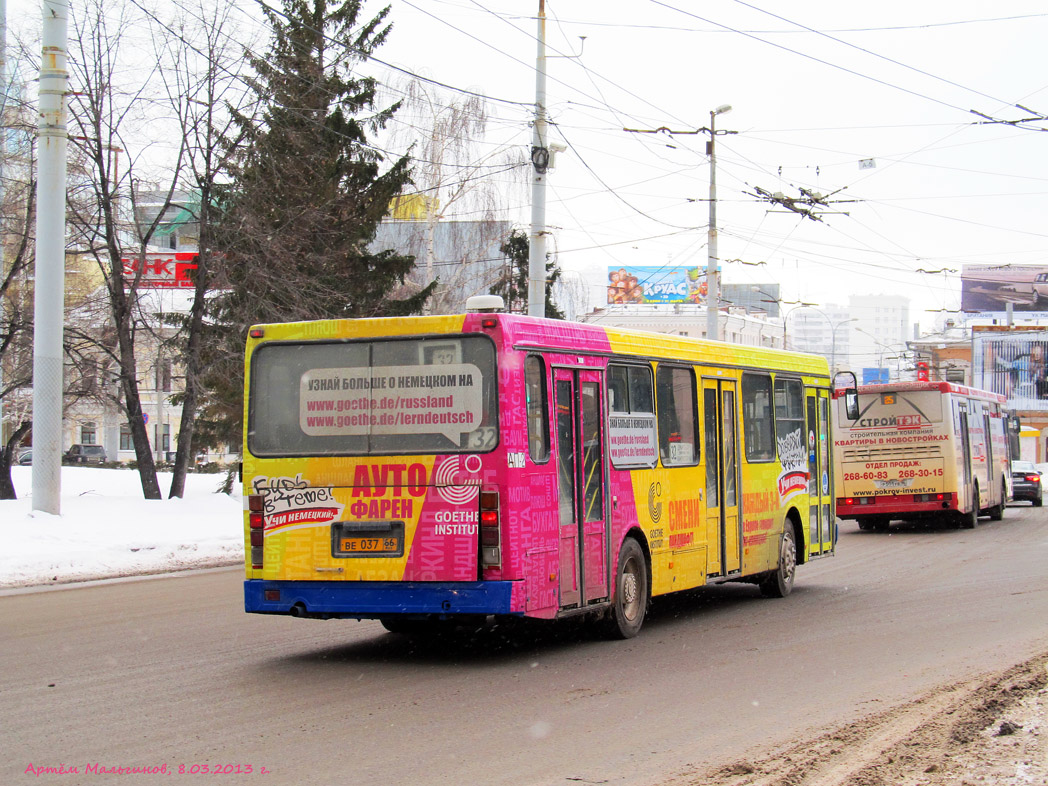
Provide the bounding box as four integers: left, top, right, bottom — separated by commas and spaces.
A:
339, 536, 399, 553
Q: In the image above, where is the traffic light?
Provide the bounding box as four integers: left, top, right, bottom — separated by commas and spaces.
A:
916, 361, 929, 382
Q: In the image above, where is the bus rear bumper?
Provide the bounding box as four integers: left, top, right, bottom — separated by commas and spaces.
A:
837, 498, 957, 520
244, 579, 518, 619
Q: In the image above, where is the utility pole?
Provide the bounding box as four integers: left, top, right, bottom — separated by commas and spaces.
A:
705, 104, 732, 342
527, 0, 548, 318
622, 108, 736, 340
32, 0, 69, 514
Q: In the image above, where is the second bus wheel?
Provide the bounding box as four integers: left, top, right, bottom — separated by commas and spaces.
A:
601, 538, 649, 639
960, 486, 979, 529
989, 482, 1006, 521
759, 523, 797, 598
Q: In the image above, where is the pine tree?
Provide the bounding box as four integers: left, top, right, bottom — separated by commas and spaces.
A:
199, 0, 432, 451
491, 228, 565, 319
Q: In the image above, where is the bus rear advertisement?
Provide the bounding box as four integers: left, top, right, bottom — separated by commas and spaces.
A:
243, 307, 841, 638
832, 381, 1010, 531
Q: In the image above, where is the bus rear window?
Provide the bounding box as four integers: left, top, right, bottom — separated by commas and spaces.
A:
248, 335, 498, 456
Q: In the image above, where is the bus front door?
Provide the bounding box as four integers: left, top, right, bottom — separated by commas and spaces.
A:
806, 388, 835, 556
703, 379, 741, 577
554, 368, 609, 609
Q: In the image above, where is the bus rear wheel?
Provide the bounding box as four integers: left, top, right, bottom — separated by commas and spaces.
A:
601, 538, 648, 639
759, 523, 797, 598
989, 482, 1006, 521
960, 486, 979, 529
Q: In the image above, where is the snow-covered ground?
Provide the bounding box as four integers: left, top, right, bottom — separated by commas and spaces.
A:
0, 466, 243, 588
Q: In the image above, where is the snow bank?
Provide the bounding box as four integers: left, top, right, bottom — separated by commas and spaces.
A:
0, 466, 243, 588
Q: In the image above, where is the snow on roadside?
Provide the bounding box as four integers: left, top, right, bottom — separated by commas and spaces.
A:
0, 466, 243, 588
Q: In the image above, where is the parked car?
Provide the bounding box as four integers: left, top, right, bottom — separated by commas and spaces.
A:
1033, 272, 1048, 302
1010, 460, 1043, 506
15, 450, 32, 466
64, 444, 107, 465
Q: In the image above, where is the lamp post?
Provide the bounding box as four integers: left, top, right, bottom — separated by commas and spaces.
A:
705, 104, 732, 342
854, 326, 900, 382
751, 287, 817, 350
789, 305, 857, 372
829, 317, 859, 374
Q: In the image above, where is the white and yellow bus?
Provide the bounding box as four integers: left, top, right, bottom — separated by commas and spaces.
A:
833, 381, 1010, 531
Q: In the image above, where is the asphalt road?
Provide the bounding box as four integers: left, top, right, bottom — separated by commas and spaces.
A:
4, 503, 1048, 786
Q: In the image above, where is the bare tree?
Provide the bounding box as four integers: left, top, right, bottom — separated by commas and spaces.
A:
146, 0, 259, 498
0, 47, 39, 498
386, 80, 527, 314
0, 175, 35, 499
65, 0, 188, 500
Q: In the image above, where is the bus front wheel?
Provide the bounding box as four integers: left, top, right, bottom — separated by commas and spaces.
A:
759, 523, 797, 598
602, 538, 648, 639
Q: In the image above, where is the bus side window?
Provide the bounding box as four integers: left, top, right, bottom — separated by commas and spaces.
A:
629, 367, 654, 414
742, 372, 775, 462
608, 380, 627, 413
656, 365, 699, 466
774, 377, 804, 462
525, 356, 549, 462
607, 363, 657, 470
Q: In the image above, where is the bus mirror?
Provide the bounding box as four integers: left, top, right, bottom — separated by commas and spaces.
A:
845, 391, 859, 421
833, 370, 860, 421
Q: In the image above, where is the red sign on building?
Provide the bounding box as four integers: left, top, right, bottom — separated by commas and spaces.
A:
121, 252, 197, 289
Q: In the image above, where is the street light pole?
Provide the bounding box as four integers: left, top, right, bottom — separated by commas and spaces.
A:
751, 287, 817, 351
705, 104, 731, 342
829, 318, 857, 374
789, 304, 856, 372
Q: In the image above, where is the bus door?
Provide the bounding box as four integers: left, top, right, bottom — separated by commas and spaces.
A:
806, 388, 835, 556
553, 368, 609, 608
703, 379, 741, 577
957, 405, 974, 508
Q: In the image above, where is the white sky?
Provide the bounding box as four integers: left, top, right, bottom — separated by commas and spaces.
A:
0, 466, 242, 588
368, 1, 1048, 328
9, 1, 1048, 330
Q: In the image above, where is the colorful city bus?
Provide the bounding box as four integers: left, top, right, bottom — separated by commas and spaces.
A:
242, 303, 839, 638
832, 381, 1011, 531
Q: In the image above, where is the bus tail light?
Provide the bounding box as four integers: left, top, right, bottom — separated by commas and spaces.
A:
479, 489, 501, 568
843, 496, 876, 506
913, 494, 955, 507
248, 494, 265, 569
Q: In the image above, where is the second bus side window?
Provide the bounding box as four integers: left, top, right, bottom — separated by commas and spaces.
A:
608, 363, 657, 468
742, 373, 775, 462
656, 365, 699, 466
525, 356, 549, 462
774, 377, 804, 460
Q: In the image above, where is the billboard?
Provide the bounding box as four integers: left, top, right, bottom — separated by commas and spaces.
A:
971, 332, 1048, 411
122, 252, 198, 289
960, 264, 1048, 314
607, 266, 707, 305
862, 367, 890, 384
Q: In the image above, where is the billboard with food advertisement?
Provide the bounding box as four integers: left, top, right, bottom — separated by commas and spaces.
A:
606, 266, 707, 305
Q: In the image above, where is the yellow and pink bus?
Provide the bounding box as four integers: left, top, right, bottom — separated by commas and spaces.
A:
832, 381, 1011, 531
242, 304, 840, 637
